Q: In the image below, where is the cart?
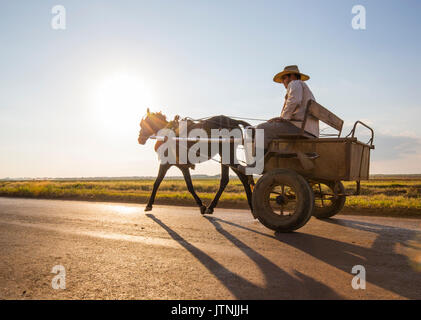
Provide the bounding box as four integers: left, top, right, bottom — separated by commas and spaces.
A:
251, 100, 375, 233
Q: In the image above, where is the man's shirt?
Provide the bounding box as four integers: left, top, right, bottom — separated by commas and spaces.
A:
281, 80, 319, 137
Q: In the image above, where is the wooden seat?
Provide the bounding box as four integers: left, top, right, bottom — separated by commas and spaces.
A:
301, 100, 344, 137
271, 100, 343, 140
272, 100, 344, 140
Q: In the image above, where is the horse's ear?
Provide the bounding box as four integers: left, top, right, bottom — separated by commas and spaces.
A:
174, 115, 180, 121
146, 108, 150, 115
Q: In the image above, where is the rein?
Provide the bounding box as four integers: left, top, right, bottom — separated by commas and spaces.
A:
185, 115, 269, 123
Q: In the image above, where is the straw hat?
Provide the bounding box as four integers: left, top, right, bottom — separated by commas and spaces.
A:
273, 65, 310, 83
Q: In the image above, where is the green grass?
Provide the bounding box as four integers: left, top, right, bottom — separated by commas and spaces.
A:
0, 178, 420, 216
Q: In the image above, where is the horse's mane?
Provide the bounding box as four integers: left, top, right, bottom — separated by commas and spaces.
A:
148, 111, 167, 122
165, 115, 196, 136
142, 111, 168, 130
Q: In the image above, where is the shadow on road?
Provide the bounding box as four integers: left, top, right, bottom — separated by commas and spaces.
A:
146, 213, 342, 299
211, 216, 421, 299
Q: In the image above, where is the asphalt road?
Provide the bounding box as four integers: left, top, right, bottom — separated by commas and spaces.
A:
0, 197, 420, 299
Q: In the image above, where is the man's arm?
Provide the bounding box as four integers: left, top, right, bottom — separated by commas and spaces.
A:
281, 81, 303, 120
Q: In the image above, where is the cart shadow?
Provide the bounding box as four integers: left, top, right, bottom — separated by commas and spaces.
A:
211, 216, 421, 299
320, 218, 421, 297
146, 213, 342, 299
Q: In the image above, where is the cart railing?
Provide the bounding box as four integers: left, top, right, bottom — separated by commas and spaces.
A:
346, 120, 375, 148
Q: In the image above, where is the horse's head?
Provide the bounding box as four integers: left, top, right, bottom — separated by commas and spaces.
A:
138, 108, 168, 145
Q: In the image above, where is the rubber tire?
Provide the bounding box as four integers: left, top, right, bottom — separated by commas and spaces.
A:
312, 181, 346, 219
252, 169, 314, 233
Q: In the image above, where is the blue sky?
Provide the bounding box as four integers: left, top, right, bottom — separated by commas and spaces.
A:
0, 0, 420, 178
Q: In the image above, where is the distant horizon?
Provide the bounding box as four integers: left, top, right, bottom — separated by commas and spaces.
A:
2, 173, 421, 181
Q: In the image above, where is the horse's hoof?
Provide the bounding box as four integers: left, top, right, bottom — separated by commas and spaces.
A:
200, 205, 207, 215
144, 206, 152, 212
205, 208, 214, 215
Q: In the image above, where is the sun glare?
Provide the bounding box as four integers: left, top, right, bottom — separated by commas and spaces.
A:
94, 73, 153, 133
105, 204, 140, 215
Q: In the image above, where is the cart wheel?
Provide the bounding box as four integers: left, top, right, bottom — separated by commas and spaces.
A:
312, 181, 346, 219
252, 169, 314, 233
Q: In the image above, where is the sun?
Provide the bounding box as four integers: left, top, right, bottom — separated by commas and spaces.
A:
94, 73, 153, 133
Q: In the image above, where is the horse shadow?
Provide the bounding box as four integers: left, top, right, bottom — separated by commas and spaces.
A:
211, 216, 421, 299
146, 213, 342, 299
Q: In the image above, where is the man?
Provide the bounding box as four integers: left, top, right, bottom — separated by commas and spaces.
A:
257, 65, 319, 150
237, 65, 319, 175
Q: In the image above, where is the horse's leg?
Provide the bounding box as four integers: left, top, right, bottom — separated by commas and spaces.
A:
205, 164, 229, 214
145, 163, 170, 211
231, 167, 254, 213
179, 166, 206, 214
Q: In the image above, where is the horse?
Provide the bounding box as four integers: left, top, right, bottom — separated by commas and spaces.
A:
137, 109, 254, 214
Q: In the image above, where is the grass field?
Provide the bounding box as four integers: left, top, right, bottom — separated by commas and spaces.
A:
0, 177, 420, 217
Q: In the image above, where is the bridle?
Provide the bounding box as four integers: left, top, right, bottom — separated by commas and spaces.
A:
139, 118, 155, 141
139, 113, 168, 141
